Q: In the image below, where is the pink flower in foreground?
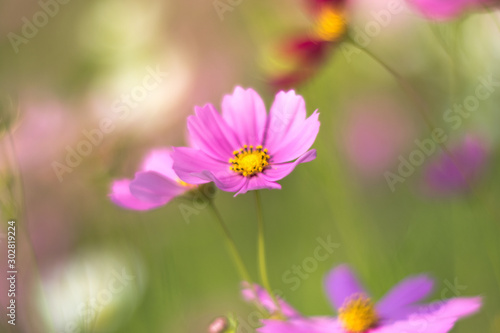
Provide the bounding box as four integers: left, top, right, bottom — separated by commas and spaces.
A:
243, 264, 481, 333
172, 87, 319, 196
408, 0, 495, 20
110, 149, 194, 210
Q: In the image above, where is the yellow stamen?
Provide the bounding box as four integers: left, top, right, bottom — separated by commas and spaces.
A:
229, 145, 270, 177
338, 294, 378, 333
314, 6, 346, 41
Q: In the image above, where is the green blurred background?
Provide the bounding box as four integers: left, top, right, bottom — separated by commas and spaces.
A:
1, 0, 500, 332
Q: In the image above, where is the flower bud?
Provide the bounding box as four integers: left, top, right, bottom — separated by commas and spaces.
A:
208, 317, 228, 333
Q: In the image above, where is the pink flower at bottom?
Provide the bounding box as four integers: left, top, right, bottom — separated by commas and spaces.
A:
172, 87, 320, 196
243, 265, 481, 333
109, 149, 195, 211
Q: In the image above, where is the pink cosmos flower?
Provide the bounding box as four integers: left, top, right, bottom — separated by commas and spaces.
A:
423, 135, 488, 196
243, 264, 481, 333
171, 87, 319, 196
408, 0, 495, 20
110, 149, 194, 210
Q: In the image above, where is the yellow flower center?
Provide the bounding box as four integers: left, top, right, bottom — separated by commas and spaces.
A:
314, 7, 347, 41
177, 179, 191, 187
338, 295, 379, 333
229, 145, 270, 177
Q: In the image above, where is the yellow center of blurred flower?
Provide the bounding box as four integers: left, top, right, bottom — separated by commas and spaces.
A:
177, 179, 191, 187
229, 145, 270, 177
314, 7, 346, 41
338, 295, 378, 333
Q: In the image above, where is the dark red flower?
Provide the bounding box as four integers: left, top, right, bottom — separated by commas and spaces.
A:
269, 0, 348, 89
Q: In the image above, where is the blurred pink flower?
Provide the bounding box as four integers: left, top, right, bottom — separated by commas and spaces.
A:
110, 149, 195, 210
1, 101, 79, 174
172, 87, 319, 196
244, 264, 481, 333
208, 317, 229, 333
408, 0, 495, 20
242, 283, 301, 318
423, 135, 488, 196
341, 99, 416, 180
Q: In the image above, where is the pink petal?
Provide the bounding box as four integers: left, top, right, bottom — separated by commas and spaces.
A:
263, 150, 317, 182
221, 86, 268, 146
376, 275, 434, 321
259, 317, 342, 333
264, 91, 306, 148
418, 297, 482, 319
198, 169, 247, 193
235, 174, 282, 196
187, 104, 241, 161
109, 179, 167, 211
324, 264, 368, 311
373, 318, 455, 333
408, 0, 484, 20
129, 171, 187, 204
375, 297, 482, 333
140, 148, 178, 180
242, 283, 301, 319
171, 147, 229, 185
265, 91, 320, 163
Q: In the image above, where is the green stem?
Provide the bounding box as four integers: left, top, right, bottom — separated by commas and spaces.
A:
345, 35, 435, 130
207, 200, 253, 284
207, 199, 269, 314
254, 191, 281, 313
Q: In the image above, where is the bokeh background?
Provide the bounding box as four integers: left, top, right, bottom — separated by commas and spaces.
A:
1, 0, 500, 332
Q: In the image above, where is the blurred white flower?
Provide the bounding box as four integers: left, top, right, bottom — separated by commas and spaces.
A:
36, 247, 147, 333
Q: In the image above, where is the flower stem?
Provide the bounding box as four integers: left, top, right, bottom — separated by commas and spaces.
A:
345, 35, 437, 130
207, 200, 253, 284
254, 191, 281, 313
206, 199, 270, 314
